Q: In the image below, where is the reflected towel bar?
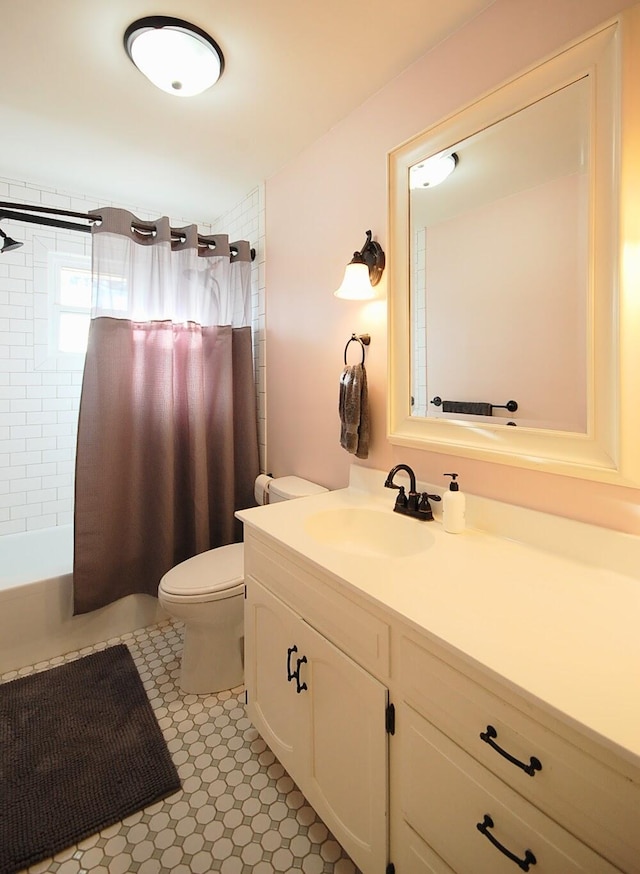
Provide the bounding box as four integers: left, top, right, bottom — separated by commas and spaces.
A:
430, 397, 518, 416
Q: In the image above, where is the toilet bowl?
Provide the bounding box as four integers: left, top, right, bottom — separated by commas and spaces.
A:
158, 476, 327, 694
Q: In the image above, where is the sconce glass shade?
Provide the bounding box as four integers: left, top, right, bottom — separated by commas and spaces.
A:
334, 230, 385, 300
335, 261, 376, 300
124, 17, 224, 97
410, 152, 458, 189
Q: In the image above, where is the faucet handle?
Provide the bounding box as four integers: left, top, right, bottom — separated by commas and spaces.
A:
418, 492, 441, 513
394, 485, 408, 509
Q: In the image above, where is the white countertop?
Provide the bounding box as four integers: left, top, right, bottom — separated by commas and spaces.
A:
237, 469, 640, 768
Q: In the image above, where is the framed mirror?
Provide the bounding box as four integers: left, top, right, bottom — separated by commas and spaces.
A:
388, 8, 640, 486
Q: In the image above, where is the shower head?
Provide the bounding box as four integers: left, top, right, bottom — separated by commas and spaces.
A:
0, 228, 23, 253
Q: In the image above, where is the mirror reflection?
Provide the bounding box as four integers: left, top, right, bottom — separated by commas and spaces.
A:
409, 77, 590, 433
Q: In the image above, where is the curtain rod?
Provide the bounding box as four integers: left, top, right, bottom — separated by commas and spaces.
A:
0, 201, 256, 259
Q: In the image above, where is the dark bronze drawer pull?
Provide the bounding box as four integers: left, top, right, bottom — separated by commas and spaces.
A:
295, 656, 308, 693
286, 645, 298, 682
480, 725, 542, 776
477, 814, 537, 871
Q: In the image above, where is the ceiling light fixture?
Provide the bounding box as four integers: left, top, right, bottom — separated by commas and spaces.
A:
334, 230, 385, 300
410, 152, 458, 189
124, 16, 224, 97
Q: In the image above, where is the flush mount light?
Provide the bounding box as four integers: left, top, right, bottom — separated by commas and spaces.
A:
124, 16, 224, 97
410, 152, 458, 189
334, 230, 386, 300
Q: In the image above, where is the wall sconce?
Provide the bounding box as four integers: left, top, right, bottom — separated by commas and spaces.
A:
334, 230, 386, 300
124, 16, 224, 97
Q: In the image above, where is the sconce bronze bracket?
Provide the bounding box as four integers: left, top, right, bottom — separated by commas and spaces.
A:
353, 230, 385, 286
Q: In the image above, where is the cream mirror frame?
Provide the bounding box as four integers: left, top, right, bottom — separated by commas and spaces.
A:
388, 7, 640, 487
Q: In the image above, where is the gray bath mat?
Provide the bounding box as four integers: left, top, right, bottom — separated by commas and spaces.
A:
0, 643, 181, 874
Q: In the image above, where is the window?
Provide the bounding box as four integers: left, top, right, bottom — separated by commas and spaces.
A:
48, 252, 92, 356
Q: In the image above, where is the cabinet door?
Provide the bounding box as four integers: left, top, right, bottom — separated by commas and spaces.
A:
297, 617, 389, 874
245, 577, 389, 874
244, 575, 307, 781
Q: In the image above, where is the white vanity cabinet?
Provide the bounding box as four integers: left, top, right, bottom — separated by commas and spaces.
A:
243, 532, 390, 874
239, 490, 640, 874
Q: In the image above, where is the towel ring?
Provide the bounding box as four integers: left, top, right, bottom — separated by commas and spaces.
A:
344, 333, 370, 365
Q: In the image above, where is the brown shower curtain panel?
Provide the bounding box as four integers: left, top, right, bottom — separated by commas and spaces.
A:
73, 209, 259, 615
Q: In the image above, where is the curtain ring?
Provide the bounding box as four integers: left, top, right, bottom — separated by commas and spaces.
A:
344, 333, 370, 365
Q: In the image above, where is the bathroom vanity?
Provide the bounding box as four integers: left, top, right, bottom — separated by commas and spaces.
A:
237, 468, 640, 874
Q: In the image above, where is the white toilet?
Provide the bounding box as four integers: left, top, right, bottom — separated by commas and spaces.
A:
158, 476, 327, 694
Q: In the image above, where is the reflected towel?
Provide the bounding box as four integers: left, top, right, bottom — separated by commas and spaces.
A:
339, 363, 370, 459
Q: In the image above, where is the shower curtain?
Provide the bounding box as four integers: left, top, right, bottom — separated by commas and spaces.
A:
73, 208, 259, 615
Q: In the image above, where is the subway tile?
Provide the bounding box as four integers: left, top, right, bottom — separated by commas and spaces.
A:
42, 448, 73, 463
42, 498, 72, 515
42, 423, 73, 437
11, 503, 42, 520
0, 491, 24, 509
11, 400, 43, 412
11, 425, 42, 440
26, 385, 56, 399
26, 411, 57, 425
9, 476, 42, 493
0, 413, 26, 426
9, 373, 42, 386
42, 398, 73, 411
42, 474, 72, 489
0, 437, 26, 453
26, 436, 57, 451
26, 488, 57, 504
0, 519, 25, 535
42, 372, 73, 385
26, 514, 56, 531
56, 435, 77, 450
26, 462, 57, 477
9, 452, 41, 467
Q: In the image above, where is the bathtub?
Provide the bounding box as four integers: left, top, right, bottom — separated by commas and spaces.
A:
0, 525, 165, 674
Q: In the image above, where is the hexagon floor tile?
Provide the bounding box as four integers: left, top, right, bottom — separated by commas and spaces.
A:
2, 619, 361, 874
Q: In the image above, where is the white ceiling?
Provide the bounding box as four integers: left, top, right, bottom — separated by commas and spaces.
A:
0, 0, 494, 223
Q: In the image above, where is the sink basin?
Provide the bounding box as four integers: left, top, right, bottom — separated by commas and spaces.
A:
303, 507, 435, 558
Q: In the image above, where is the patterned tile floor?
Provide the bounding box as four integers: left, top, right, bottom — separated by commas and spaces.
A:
1, 619, 360, 874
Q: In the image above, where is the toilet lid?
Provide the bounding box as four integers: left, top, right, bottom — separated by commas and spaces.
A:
159, 543, 244, 599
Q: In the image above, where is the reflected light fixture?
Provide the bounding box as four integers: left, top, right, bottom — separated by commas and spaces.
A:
410, 152, 458, 189
124, 16, 224, 97
334, 230, 386, 300
0, 228, 23, 254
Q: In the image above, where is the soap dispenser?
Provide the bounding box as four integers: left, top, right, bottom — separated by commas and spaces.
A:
442, 473, 465, 533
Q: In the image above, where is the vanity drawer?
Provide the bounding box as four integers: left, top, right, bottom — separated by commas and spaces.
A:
399, 636, 639, 872
399, 703, 621, 874
244, 531, 389, 679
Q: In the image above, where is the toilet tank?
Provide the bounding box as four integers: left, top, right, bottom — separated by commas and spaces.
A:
269, 476, 328, 503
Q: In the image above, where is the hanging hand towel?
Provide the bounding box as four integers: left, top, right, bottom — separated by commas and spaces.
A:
339, 363, 370, 459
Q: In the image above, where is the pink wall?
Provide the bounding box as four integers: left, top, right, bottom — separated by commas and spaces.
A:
265, 0, 640, 534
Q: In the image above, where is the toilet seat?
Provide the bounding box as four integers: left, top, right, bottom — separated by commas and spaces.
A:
158, 542, 244, 604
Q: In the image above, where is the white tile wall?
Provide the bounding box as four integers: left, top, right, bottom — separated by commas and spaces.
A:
412, 226, 427, 417
0, 176, 264, 536
212, 185, 267, 472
